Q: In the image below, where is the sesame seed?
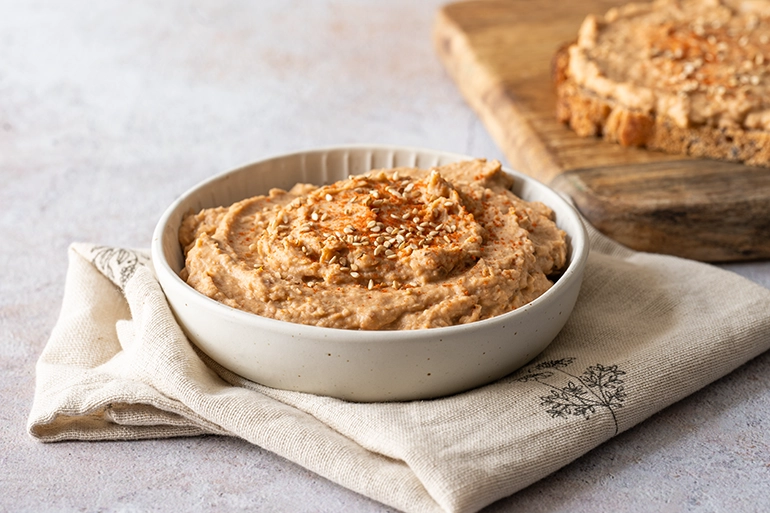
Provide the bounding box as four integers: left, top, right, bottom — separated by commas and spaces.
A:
320, 213, 328, 221
368, 279, 374, 290
311, 212, 319, 221
328, 255, 337, 264
386, 254, 397, 260
350, 271, 360, 278
325, 194, 333, 201
444, 235, 451, 243
371, 226, 382, 233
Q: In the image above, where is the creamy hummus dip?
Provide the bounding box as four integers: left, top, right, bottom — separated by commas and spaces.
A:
179, 159, 567, 330
569, 0, 770, 130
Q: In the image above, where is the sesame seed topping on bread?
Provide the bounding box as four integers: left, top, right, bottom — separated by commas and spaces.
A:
555, 0, 770, 166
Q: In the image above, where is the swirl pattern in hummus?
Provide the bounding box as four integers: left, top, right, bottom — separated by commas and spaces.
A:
179, 159, 567, 330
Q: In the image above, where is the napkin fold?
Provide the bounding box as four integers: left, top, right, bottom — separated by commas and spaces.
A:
28, 227, 770, 513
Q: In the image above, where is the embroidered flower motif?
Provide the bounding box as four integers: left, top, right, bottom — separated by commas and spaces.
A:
518, 358, 627, 435
90, 246, 149, 289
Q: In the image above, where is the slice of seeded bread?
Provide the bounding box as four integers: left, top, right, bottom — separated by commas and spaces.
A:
554, 0, 770, 167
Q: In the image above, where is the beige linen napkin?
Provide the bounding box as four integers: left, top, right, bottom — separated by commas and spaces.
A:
28, 227, 770, 513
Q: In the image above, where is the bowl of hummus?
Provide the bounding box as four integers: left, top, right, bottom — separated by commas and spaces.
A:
152, 145, 588, 401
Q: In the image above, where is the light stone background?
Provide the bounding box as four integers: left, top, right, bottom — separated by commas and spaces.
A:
2, 1, 770, 512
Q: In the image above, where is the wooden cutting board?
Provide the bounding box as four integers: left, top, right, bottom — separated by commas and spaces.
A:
433, 0, 770, 262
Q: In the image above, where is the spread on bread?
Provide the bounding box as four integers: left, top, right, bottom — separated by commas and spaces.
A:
555, 0, 770, 166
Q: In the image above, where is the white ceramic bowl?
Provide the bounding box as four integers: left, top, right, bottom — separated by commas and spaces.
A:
152, 145, 589, 402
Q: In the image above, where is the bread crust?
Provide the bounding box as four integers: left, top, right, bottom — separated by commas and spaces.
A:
554, 8, 770, 168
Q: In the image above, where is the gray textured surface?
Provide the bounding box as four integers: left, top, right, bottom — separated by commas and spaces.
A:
2, 1, 769, 512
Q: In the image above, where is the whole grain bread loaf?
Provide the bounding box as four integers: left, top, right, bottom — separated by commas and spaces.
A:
555, 0, 770, 167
